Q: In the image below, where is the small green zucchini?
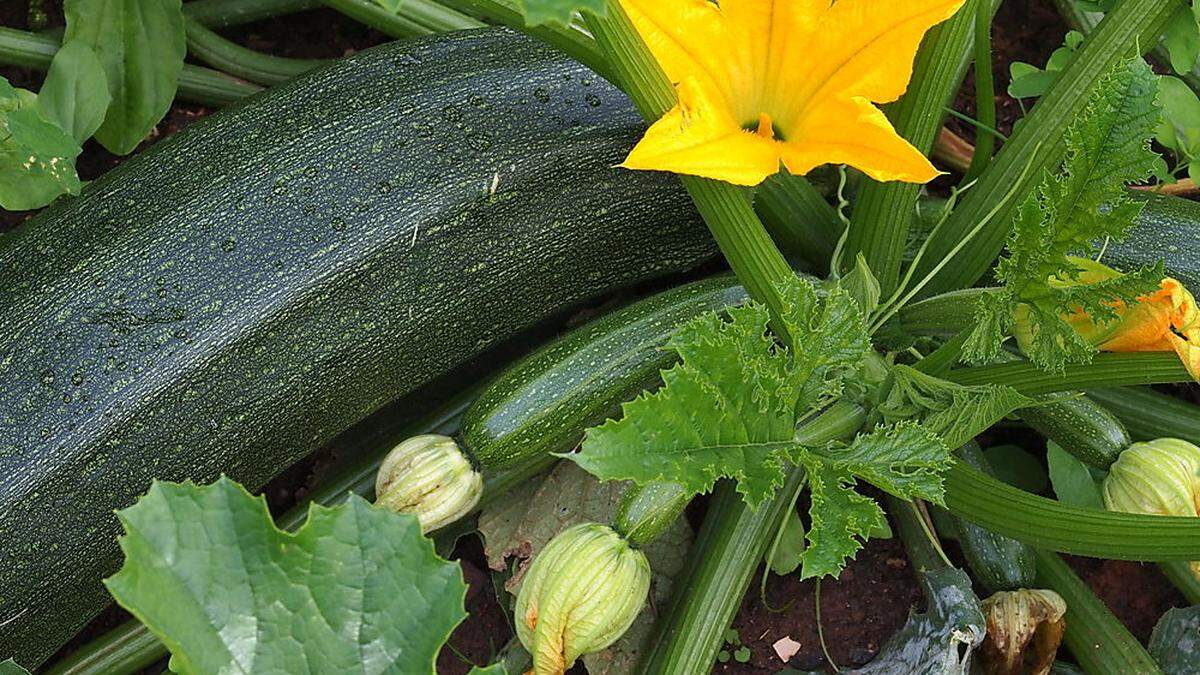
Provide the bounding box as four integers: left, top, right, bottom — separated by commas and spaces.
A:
1018, 396, 1131, 469
462, 276, 747, 471
954, 444, 1038, 593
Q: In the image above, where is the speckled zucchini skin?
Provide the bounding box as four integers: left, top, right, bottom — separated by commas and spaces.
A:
462, 276, 747, 470
1019, 395, 1130, 469
954, 444, 1037, 593
0, 29, 714, 666
1106, 193, 1200, 290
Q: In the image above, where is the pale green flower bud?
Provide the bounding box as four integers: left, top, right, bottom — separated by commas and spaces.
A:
979, 589, 1066, 675
1103, 438, 1200, 579
514, 523, 651, 675
374, 434, 482, 533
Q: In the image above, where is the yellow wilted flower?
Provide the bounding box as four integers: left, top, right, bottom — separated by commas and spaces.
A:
618, 0, 964, 186
1014, 257, 1200, 381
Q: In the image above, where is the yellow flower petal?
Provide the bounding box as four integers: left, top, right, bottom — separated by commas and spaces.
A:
777, 96, 940, 183
620, 0, 735, 106
620, 77, 780, 186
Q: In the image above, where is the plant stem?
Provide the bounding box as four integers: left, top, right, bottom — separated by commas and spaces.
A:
841, 0, 990, 292
946, 353, 1192, 394
0, 26, 260, 106
1033, 550, 1163, 675
43, 391, 479, 675
1159, 560, 1200, 605
963, 0, 996, 182
634, 401, 867, 673
911, 0, 1177, 298
184, 17, 326, 86
183, 0, 321, 29
887, 494, 950, 574
320, 0, 483, 37
1087, 386, 1200, 446
756, 173, 842, 275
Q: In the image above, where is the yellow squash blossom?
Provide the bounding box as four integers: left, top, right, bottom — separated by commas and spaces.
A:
1015, 257, 1200, 381
619, 0, 965, 186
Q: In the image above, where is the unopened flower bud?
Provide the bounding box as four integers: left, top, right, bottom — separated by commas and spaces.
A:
979, 589, 1067, 675
514, 523, 650, 675
374, 434, 482, 533
1103, 438, 1200, 579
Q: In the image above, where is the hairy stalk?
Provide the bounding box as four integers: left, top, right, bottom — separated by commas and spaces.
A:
947, 353, 1192, 394
184, 17, 325, 86
963, 0, 997, 182
1034, 550, 1162, 674
842, 0, 991, 292
320, 0, 483, 37
0, 26, 260, 105
911, 0, 1177, 297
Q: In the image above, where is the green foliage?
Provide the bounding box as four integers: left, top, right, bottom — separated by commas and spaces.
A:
1156, 75, 1200, 183
0, 660, 31, 675
878, 365, 1033, 449
517, 0, 606, 27
1163, 3, 1200, 75
0, 78, 82, 210
37, 41, 110, 143
966, 58, 1163, 372
63, 0, 186, 154
1046, 440, 1105, 509
572, 278, 951, 578
105, 478, 467, 675
1007, 30, 1082, 99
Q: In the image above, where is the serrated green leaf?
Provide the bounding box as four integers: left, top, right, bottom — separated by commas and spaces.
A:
572, 278, 869, 507
879, 365, 1033, 449
517, 0, 605, 27
798, 460, 885, 580
64, 0, 186, 154
104, 478, 467, 675
1046, 441, 1104, 509
971, 58, 1164, 372
38, 40, 110, 143
0, 81, 82, 210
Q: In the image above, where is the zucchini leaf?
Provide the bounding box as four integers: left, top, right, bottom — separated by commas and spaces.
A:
571, 277, 951, 579
1149, 606, 1200, 673
1046, 440, 1104, 509
851, 568, 984, 674
104, 478, 467, 675
878, 365, 1033, 449
0, 660, 31, 674
0, 78, 82, 211
37, 40, 110, 143
517, 0, 605, 26
965, 57, 1163, 371
63, 0, 186, 154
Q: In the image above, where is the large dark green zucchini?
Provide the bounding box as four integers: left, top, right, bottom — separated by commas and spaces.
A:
0, 29, 713, 667
463, 276, 747, 470
1106, 192, 1200, 289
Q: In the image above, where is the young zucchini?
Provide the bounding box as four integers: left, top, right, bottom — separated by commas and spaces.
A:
0, 29, 716, 667
1018, 396, 1131, 469
954, 444, 1038, 593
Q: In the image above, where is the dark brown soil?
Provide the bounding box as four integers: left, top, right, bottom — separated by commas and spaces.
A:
3, 1, 1196, 674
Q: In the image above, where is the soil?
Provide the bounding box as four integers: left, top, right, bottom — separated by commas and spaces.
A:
3, 2, 1195, 674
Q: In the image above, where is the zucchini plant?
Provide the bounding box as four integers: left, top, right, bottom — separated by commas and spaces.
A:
4, 0, 1200, 674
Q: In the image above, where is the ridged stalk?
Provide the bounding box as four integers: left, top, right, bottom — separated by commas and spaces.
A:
911, 0, 1177, 297
635, 401, 867, 673
183, 0, 321, 29
841, 0, 991, 290
320, 0, 484, 37
1160, 560, 1200, 604
1088, 387, 1200, 446
946, 353, 1192, 394
0, 26, 260, 106
184, 17, 325, 85
964, 0, 997, 182
756, 174, 842, 275
1033, 550, 1163, 674
946, 461, 1200, 560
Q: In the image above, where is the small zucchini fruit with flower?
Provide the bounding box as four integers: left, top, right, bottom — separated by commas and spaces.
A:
1103, 438, 1200, 578
372, 278, 747, 531
978, 588, 1067, 675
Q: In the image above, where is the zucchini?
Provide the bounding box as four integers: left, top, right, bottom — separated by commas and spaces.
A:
0, 29, 715, 667
954, 444, 1037, 593
1106, 193, 1200, 290
462, 276, 747, 470
1018, 396, 1131, 469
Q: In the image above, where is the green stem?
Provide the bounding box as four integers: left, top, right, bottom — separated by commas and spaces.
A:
756, 173, 843, 275
963, 0, 996, 182
1033, 550, 1163, 675
1159, 560, 1200, 605
184, 17, 326, 86
0, 26, 260, 106
183, 0, 322, 29
946, 353, 1192, 394
319, 0, 483, 37
887, 494, 949, 574
1087, 386, 1200, 446
432, 0, 615, 82
43, 390, 479, 675
841, 0, 989, 291
911, 0, 1177, 298
634, 401, 867, 673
